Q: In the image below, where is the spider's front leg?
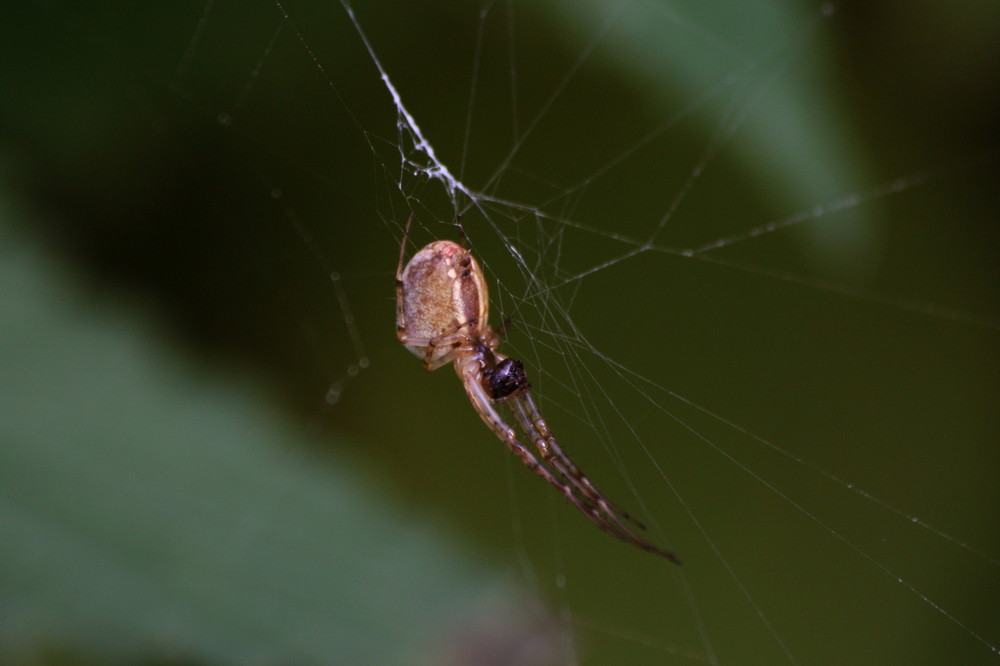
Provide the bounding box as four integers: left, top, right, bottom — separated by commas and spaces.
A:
508, 387, 682, 564
456, 356, 577, 493
455, 355, 645, 545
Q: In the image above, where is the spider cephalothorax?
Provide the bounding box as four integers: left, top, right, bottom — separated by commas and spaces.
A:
485, 357, 529, 402
396, 216, 679, 563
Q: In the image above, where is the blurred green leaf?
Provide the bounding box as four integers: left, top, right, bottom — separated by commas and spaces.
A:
0, 202, 556, 665
535, 0, 877, 272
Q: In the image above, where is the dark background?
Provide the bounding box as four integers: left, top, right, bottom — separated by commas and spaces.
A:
1, 1, 998, 664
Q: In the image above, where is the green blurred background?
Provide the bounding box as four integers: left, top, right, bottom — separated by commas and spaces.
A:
1, 1, 998, 664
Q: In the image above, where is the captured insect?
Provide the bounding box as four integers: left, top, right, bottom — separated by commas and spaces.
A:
396, 215, 679, 563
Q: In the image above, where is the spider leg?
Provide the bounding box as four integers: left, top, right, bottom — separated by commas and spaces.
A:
395, 214, 415, 346
396, 213, 414, 281
509, 390, 681, 564
495, 315, 515, 340
508, 391, 642, 526
400, 319, 480, 371
457, 357, 679, 563
457, 358, 621, 525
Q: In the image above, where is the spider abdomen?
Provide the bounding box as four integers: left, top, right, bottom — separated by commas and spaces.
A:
398, 240, 488, 369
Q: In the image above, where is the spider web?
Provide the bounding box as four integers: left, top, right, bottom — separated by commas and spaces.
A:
171, 0, 999, 663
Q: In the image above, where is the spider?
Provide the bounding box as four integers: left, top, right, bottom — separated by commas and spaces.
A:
396, 216, 680, 563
